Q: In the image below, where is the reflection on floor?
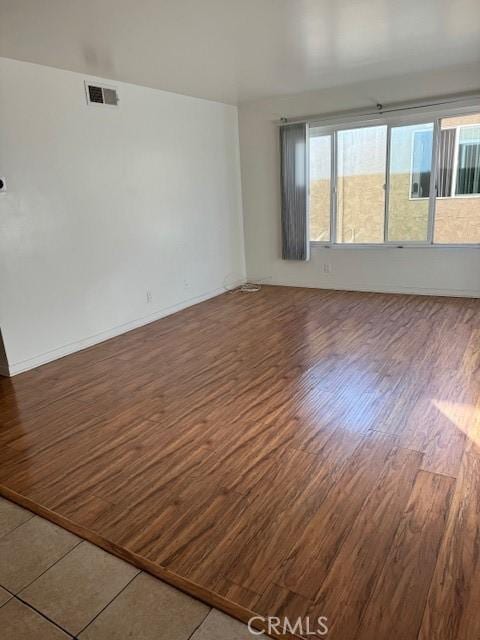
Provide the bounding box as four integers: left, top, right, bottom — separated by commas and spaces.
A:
1, 286, 479, 639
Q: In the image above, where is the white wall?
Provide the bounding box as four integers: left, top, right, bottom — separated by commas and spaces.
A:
239, 62, 480, 297
0, 57, 245, 374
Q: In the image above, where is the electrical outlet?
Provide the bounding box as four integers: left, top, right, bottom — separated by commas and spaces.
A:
146, 289, 153, 303
323, 263, 332, 274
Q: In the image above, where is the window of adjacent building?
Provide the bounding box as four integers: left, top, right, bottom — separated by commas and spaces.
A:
456, 125, 480, 195
309, 111, 480, 246
410, 129, 433, 199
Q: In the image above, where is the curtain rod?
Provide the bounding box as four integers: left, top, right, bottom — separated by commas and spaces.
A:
277, 91, 480, 126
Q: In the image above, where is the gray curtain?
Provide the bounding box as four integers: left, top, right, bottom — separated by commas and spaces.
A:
280, 123, 309, 260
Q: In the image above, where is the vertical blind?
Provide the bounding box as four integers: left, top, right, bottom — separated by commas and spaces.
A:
280, 123, 309, 260
436, 128, 456, 197
457, 125, 480, 193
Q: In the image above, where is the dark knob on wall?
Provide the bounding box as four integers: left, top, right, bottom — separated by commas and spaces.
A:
0, 178, 6, 191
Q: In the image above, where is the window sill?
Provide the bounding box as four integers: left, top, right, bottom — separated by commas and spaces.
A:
310, 242, 480, 249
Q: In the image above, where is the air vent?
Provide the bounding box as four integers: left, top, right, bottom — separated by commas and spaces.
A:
85, 82, 119, 107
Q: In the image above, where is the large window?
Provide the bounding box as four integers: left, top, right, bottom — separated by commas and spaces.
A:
308, 111, 480, 245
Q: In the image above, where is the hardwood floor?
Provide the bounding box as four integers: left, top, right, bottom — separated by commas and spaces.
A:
1, 286, 479, 639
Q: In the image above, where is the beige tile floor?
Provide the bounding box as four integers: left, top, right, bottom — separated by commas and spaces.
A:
0, 497, 254, 639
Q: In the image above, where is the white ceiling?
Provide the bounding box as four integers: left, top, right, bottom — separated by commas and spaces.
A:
1, 0, 479, 104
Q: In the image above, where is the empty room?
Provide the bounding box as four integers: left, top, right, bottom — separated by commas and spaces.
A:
1, 1, 480, 639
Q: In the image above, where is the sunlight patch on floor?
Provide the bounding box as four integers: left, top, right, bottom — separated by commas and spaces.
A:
432, 399, 480, 446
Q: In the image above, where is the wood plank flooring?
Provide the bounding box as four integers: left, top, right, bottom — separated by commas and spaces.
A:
1, 286, 480, 639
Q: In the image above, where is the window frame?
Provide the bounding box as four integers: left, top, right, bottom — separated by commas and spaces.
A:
308, 105, 480, 249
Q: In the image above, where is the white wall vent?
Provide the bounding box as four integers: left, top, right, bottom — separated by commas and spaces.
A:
85, 82, 119, 107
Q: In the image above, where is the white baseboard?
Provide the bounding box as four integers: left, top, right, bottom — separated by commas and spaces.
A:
6, 280, 478, 377
7, 287, 225, 376
265, 280, 480, 299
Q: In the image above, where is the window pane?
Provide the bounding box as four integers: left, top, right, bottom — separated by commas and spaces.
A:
309, 133, 331, 241
336, 125, 387, 243
434, 113, 480, 244
387, 123, 433, 242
